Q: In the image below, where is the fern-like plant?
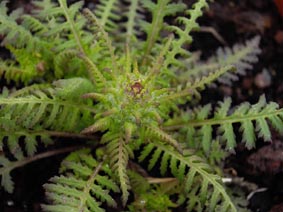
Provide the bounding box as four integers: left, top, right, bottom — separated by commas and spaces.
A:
0, 0, 277, 211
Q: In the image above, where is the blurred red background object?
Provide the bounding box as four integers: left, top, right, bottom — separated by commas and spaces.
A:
274, 0, 283, 16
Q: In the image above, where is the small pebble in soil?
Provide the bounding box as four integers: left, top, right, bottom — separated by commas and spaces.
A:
254, 69, 272, 89
6, 200, 14, 206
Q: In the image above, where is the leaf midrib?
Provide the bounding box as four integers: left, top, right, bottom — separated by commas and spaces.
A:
0, 98, 96, 113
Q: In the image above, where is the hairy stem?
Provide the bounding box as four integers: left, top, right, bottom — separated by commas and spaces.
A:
83, 8, 117, 70
78, 162, 103, 212
164, 108, 283, 130
126, 0, 139, 44
0, 97, 96, 113
158, 65, 235, 102
142, 0, 169, 65
58, 0, 85, 54
0, 146, 82, 175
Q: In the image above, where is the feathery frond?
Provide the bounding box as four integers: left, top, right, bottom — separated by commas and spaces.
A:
166, 95, 283, 151
161, 65, 235, 102
182, 36, 261, 85
139, 142, 237, 211
0, 79, 95, 132
0, 1, 51, 84
82, 9, 118, 71
107, 138, 133, 205
94, 0, 121, 33
144, 126, 181, 153
0, 1, 37, 50
42, 149, 119, 212
141, 0, 186, 64
164, 0, 208, 69
124, 0, 142, 44
0, 134, 58, 193
0, 0, 98, 84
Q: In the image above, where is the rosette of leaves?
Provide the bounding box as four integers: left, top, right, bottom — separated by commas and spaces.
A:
0, 0, 280, 211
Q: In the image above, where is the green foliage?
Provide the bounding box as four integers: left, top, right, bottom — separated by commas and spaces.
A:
42, 149, 120, 212
127, 170, 178, 212
139, 142, 236, 211
0, 0, 275, 211
107, 138, 133, 206
182, 36, 261, 85
94, 0, 121, 33
165, 0, 209, 69
0, 78, 95, 132
166, 95, 283, 152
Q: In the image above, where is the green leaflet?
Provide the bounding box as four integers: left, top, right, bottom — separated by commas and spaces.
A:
181, 36, 261, 85
53, 77, 95, 100
166, 95, 283, 152
0, 86, 95, 132
94, 0, 121, 32
141, 0, 186, 63
0, 134, 54, 193
42, 149, 120, 212
164, 0, 208, 69
107, 138, 133, 205
124, 0, 140, 44
0, 0, 101, 84
139, 142, 237, 212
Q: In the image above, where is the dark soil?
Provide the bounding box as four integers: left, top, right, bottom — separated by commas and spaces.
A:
1, 0, 283, 212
